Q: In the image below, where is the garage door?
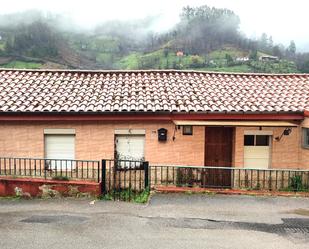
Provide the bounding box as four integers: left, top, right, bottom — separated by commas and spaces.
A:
115, 135, 145, 168
244, 134, 270, 169
44, 135, 75, 170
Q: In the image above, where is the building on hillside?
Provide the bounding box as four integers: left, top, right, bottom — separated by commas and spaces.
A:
259, 55, 279, 62
235, 57, 249, 62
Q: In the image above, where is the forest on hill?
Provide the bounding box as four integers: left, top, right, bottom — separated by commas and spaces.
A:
0, 5, 309, 73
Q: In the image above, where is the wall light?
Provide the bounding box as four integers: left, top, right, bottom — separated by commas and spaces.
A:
275, 128, 292, 141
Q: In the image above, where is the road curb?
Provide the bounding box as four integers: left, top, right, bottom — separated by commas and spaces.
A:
154, 186, 309, 198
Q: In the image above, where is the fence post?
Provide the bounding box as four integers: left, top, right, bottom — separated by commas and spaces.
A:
14, 158, 16, 176
44, 159, 47, 180
144, 161, 149, 189
101, 159, 106, 195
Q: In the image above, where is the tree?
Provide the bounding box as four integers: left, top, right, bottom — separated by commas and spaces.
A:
287, 40, 296, 57
268, 36, 273, 51
249, 50, 258, 60
7, 20, 59, 57
178, 5, 240, 53
301, 60, 309, 73
259, 33, 268, 51
225, 53, 233, 65
163, 47, 169, 57
191, 55, 204, 68
272, 45, 283, 58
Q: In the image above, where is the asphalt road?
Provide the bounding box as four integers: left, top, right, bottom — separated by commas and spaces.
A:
0, 194, 309, 249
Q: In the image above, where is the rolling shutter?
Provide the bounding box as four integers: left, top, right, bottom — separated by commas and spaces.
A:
115, 135, 145, 168
44, 135, 75, 170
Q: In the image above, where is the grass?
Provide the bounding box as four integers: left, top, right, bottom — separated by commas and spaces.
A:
0, 42, 5, 51
51, 175, 70, 181
249, 60, 298, 73
118, 45, 294, 74
193, 64, 253, 73
119, 50, 206, 70
1, 60, 42, 69
0, 196, 21, 200
101, 187, 150, 203
279, 175, 309, 192
117, 52, 142, 69
208, 46, 247, 60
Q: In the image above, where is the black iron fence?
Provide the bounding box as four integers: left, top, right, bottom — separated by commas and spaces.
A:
0, 157, 100, 182
1, 157, 309, 197
101, 159, 149, 201
150, 165, 309, 192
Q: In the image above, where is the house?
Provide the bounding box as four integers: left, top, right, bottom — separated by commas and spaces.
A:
0, 69, 309, 172
259, 55, 279, 62
176, 51, 184, 57
235, 57, 249, 62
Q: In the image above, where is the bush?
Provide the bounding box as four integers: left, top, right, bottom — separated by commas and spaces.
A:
288, 175, 303, 191
52, 175, 70, 181
176, 168, 195, 187
100, 188, 150, 203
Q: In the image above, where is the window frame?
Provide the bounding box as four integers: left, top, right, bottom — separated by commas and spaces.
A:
244, 134, 270, 146
244, 135, 255, 146
255, 135, 270, 146
44, 133, 76, 171
302, 128, 309, 149
243, 131, 272, 169
183, 125, 193, 135
244, 130, 273, 147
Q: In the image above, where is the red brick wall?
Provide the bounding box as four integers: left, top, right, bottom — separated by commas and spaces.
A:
0, 121, 205, 166
0, 120, 308, 169
0, 177, 100, 197
234, 125, 309, 169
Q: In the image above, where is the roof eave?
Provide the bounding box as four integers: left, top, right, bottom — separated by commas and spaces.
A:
0, 110, 304, 121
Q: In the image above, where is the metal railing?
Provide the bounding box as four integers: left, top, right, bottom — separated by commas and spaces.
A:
1, 156, 309, 194
101, 159, 149, 201
150, 165, 309, 192
0, 157, 100, 182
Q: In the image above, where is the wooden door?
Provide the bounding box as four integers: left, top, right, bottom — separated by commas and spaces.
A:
203, 127, 233, 187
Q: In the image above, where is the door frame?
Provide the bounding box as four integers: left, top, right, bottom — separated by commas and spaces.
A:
203, 126, 234, 188
243, 130, 273, 169
204, 126, 234, 167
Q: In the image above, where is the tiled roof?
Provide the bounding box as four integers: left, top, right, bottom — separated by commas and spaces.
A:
0, 69, 309, 114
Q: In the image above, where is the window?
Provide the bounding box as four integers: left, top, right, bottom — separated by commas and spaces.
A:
244, 135, 269, 146
256, 135, 269, 146
183, 125, 193, 135
244, 135, 254, 145
44, 133, 75, 170
115, 135, 145, 169
303, 128, 309, 148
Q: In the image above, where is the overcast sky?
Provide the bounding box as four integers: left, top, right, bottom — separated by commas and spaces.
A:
1, 0, 309, 50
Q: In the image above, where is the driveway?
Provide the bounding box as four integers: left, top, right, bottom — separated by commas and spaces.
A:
0, 194, 308, 249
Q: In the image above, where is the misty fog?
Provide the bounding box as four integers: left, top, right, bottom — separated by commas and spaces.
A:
0, 1, 308, 73
0, 0, 308, 50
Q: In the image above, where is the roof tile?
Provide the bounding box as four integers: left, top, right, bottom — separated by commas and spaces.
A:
0, 69, 308, 114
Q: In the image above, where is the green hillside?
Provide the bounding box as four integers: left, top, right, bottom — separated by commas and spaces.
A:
0, 6, 306, 73
115, 47, 298, 73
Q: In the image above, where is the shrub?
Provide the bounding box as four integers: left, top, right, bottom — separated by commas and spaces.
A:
100, 188, 150, 203
176, 168, 195, 187
288, 175, 303, 191
52, 175, 70, 181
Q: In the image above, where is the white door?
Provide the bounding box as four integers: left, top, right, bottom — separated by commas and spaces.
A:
115, 135, 145, 168
244, 135, 270, 169
45, 135, 75, 170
